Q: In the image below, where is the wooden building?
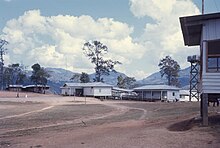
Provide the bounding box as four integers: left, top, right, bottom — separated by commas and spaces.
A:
23, 85, 50, 93
61, 82, 112, 97
7, 85, 50, 93
180, 12, 220, 125
7, 85, 23, 92
134, 85, 180, 102
112, 87, 136, 99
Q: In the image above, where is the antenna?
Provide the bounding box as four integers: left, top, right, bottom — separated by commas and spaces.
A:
202, 0, 204, 14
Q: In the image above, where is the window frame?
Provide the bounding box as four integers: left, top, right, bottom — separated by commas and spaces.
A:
206, 40, 220, 73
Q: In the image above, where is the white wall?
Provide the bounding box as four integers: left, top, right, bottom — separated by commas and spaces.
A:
200, 19, 220, 94
93, 87, 112, 96
61, 87, 79, 95
61, 87, 70, 95
203, 19, 220, 41
84, 87, 94, 96
84, 87, 112, 97
167, 90, 179, 101
180, 95, 198, 102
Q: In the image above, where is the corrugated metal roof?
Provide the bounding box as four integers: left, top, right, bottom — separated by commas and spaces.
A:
179, 90, 190, 95
134, 85, 180, 91
63, 82, 112, 87
9, 85, 23, 88
180, 12, 220, 46
24, 85, 49, 88
112, 87, 133, 92
8, 85, 49, 88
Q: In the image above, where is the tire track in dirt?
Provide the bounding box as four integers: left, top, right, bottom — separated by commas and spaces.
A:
0, 106, 54, 120
98, 102, 148, 120
0, 101, 148, 135
0, 102, 128, 134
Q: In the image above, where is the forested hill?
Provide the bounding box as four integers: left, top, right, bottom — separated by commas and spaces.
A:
136, 67, 190, 87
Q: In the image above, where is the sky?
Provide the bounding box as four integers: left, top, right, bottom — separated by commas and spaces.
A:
0, 0, 220, 80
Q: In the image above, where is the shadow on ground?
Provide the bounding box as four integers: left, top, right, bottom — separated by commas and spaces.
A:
168, 114, 220, 131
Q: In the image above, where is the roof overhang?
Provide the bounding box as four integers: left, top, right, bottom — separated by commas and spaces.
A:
180, 12, 220, 46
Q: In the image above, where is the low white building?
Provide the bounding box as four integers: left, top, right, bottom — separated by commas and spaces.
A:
134, 85, 180, 102
179, 90, 190, 102
112, 87, 136, 99
179, 89, 199, 102
60, 82, 112, 97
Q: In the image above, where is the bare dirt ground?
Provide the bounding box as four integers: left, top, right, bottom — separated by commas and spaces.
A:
0, 91, 219, 148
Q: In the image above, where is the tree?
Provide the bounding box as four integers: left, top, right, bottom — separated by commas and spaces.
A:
3, 67, 12, 87
80, 72, 90, 83
3, 63, 27, 86
117, 75, 136, 89
31, 63, 50, 86
0, 39, 8, 90
158, 56, 180, 86
117, 75, 124, 88
70, 72, 90, 83
83, 40, 121, 82
70, 74, 81, 82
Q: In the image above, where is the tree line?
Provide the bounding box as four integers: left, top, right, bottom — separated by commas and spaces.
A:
1, 62, 50, 90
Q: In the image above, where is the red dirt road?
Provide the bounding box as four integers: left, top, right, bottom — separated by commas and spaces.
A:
0, 91, 219, 148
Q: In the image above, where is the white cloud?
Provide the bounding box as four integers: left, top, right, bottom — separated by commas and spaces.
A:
130, 0, 200, 75
131, 70, 148, 80
1, 9, 146, 75
1, 0, 202, 80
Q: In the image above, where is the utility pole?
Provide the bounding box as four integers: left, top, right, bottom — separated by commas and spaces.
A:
202, 0, 204, 14
0, 39, 8, 90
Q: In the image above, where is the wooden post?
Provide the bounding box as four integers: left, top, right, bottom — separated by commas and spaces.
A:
200, 95, 203, 117
202, 93, 208, 126
151, 91, 153, 102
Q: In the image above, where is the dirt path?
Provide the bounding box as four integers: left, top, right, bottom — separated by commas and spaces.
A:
0, 106, 54, 120
0, 99, 145, 134
0, 96, 219, 148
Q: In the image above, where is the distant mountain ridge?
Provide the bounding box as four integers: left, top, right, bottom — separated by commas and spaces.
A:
45, 68, 128, 93
46, 68, 78, 83
45, 67, 190, 94
136, 67, 190, 87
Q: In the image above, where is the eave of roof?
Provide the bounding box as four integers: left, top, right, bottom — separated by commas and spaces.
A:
112, 87, 133, 92
63, 82, 112, 87
180, 12, 220, 46
134, 85, 180, 91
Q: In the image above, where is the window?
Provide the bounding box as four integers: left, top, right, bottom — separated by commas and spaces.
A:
207, 41, 220, 72
172, 92, 175, 96
207, 57, 220, 72
99, 89, 101, 93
